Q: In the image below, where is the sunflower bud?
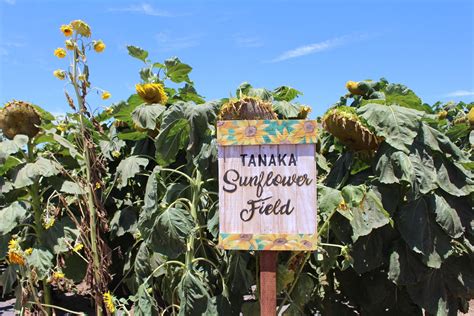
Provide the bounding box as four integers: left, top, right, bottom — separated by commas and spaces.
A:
65, 39, 75, 50
93, 40, 106, 53
53, 69, 66, 80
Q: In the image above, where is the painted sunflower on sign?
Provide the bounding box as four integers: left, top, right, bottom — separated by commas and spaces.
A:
233, 120, 269, 145
290, 120, 318, 144
220, 234, 258, 250
263, 235, 299, 251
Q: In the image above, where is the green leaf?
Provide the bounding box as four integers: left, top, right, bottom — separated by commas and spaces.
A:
227, 252, 253, 295
127, 45, 149, 62
27, 248, 53, 279
420, 124, 467, 162
116, 156, 149, 188
389, 240, 430, 285
165, 57, 192, 83
317, 185, 343, 214
178, 271, 215, 316
272, 86, 302, 102
349, 190, 391, 242
0, 135, 28, 160
0, 202, 28, 234
0, 155, 21, 176
155, 118, 189, 165
13, 157, 60, 188
284, 273, 314, 315
357, 103, 423, 153
435, 157, 474, 197
150, 207, 193, 258
44, 217, 79, 254
110, 207, 138, 238
44, 130, 81, 159
406, 269, 447, 315
117, 131, 148, 141
384, 83, 425, 111
341, 185, 366, 207
132, 104, 166, 129
272, 101, 300, 119
134, 283, 158, 315
114, 95, 144, 124
429, 195, 463, 239
0, 265, 18, 296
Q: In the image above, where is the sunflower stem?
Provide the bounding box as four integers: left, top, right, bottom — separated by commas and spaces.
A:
27, 141, 52, 315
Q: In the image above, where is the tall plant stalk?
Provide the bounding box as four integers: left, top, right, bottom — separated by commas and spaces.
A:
71, 37, 103, 316
27, 141, 52, 314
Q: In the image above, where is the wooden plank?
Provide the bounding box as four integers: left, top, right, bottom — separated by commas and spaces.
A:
260, 251, 277, 316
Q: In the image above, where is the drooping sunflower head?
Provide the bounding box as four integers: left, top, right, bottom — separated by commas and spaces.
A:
135, 83, 168, 105
218, 96, 277, 120
103, 291, 116, 313
345, 80, 365, 96
322, 106, 381, 151
297, 105, 312, 119
70, 20, 91, 37
0, 100, 41, 139
468, 107, 474, 126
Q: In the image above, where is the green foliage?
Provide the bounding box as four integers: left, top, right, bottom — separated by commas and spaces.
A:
1, 43, 472, 316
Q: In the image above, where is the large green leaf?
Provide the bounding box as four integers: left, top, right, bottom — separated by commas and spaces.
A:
132, 104, 166, 129
357, 103, 423, 153
406, 269, 447, 315
127, 45, 149, 62
134, 283, 158, 316
0, 201, 29, 234
272, 101, 300, 119
110, 207, 138, 238
272, 86, 302, 102
227, 252, 253, 295
13, 157, 60, 188
150, 207, 193, 258
317, 185, 343, 214
0, 135, 28, 160
165, 57, 192, 83
116, 156, 149, 188
383, 83, 425, 111
428, 195, 463, 239
388, 240, 430, 285
420, 124, 467, 162
114, 94, 144, 124
434, 157, 474, 197
349, 190, 391, 242
178, 271, 216, 316
27, 248, 53, 279
155, 118, 189, 165
44, 217, 79, 254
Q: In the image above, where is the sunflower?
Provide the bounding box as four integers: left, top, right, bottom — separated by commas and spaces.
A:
54, 48, 67, 58
93, 40, 106, 53
346, 81, 364, 96
72, 243, 84, 252
268, 127, 292, 144
103, 291, 116, 313
220, 234, 258, 250
7, 239, 25, 266
60, 24, 73, 37
290, 120, 317, 144
232, 120, 268, 145
297, 105, 312, 119
65, 40, 75, 50
101, 91, 111, 100
218, 97, 277, 120
70, 20, 91, 37
53, 69, 66, 80
263, 235, 298, 251
0, 100, 41, 139
322, 106, 381, 151
135, 83, 168, 105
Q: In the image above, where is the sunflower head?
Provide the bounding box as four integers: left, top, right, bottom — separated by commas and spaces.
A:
101, 91, 111, 100
7, 238, 25, 266
135, 83, 168, 105
0, 100, 41, 139
322, 106, 381, 151
65, 39, 75, 50
70, 20, 91, 37
53, 69, 67, 80
468, 107, 474, 126
345, 80, 365, 96
297, 105, 312, 119
103, 291, 116, 313
93, 40, 106, 53
60, 24, 73, 37
54, 48, 67, 58
218, 96, 277, 120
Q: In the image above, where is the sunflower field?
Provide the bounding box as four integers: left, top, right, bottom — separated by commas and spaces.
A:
0, 20, 473, 316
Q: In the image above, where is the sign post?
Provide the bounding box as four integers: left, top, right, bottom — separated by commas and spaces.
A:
217, 119, 318, 315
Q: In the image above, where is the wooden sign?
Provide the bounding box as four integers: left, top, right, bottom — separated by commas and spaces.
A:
217, 120, 318, 251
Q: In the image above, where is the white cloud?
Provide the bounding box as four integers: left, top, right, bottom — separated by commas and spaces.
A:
0, 41, 26, 58
234, 35, 263, 48
3, 0, 16, 5
108, 3, 173, 17
269, 33, 369, 63
444, 90, 474, 97
155, 32, 200, 51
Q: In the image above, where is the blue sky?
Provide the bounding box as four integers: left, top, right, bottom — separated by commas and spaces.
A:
0, 0, 473, 117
